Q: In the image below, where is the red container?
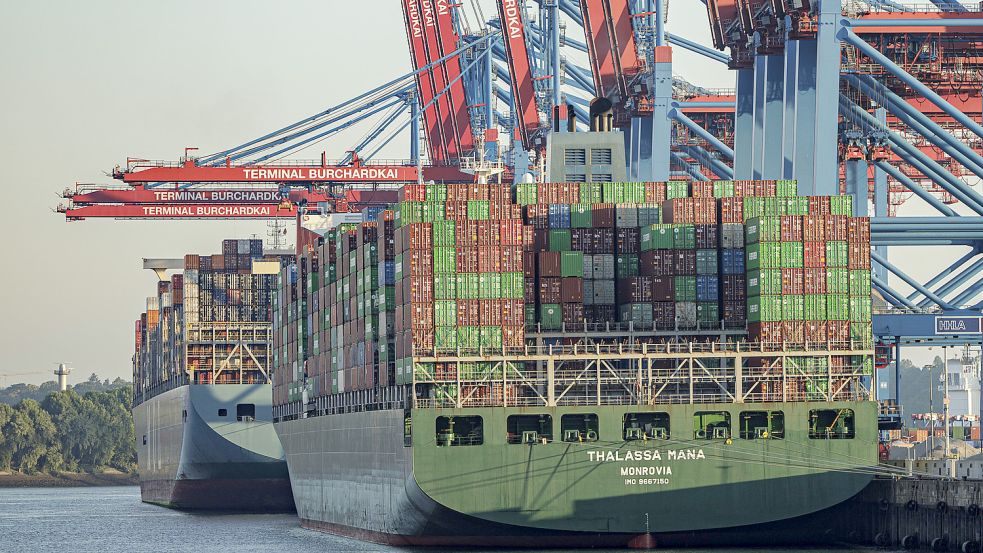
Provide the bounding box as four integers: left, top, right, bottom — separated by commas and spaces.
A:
802, 215, 826, 242
525, 204, 549, 228
524, 278, 537, 303
477, 220, 501, 245
722, 300, 746, 322
500, 219, 524, 246
808, 196, 831, 216
502, 325, 524, 347
644, 182, 667, 203
755, 180, 776, 196
803, 241, 826, 269
644, 302, 670, 330
694, 225, 718, 249
477, 245, 502, 273
523, 252, 537, 278
750, 321, 783, 343
651, 276, 675, 302
616, 228, 640, 254
457, 300, 480, 326
592, 204, 615, 228
591, 228, 615, 254
691, 182, 714, 198
533, 228, 550, 251
721, 275, 746, 299
456, 247, 479, 273
502, 299, 525, 327
562, 303, 585, 324
848, 243, 871, 269
618, 277, 653, 303
847, 217, 871, 244
445, 200, 468, 221
501, 246, 523, 273
571, 228, 591, 253
803, 268, 826, 294
406, 223, 433, 249
783, 321, 805, 343
825, 215, 848, 241
560, 277, 583, 303
640, 250, 674, 276
803, 320, 828, 343
734, 180, 758, 197
539, 252, 561, 277
828, 321, 850, 342
539, 277, 562, 303
409, 277, 434, 303
662, 198, 693, 223
719, 197, 743, 223
780, 216, 803, 242
479, 299, 503, 326
410, 302, 435, 327
781, 268, 804, 295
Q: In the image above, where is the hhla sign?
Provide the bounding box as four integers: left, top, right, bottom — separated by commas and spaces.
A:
934, 316, 982, 335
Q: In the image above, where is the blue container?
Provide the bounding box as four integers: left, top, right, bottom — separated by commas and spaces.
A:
548, 204, 571, 228
696, 275, 719, 302
383, 260, 396, 286
720, 248, 746, 275
363, 206, 386, 221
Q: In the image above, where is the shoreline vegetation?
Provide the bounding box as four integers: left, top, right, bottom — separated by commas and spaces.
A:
0, 469, 139, 488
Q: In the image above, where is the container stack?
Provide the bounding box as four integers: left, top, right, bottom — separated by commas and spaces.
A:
134, 239, 284, 404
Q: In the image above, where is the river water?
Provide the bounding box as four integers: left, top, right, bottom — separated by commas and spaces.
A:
0, 486, 885, 553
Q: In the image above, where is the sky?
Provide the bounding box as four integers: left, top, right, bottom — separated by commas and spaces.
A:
0, 0, 965, 387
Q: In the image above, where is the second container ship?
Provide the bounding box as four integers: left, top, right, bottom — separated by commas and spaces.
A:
271, 149, 877, 545
133, 239, 295, 511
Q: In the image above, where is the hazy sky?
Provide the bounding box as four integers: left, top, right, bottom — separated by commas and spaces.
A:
0, 0, 960, 386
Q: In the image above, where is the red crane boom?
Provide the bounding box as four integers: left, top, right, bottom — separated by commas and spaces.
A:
497, 0, 542, 147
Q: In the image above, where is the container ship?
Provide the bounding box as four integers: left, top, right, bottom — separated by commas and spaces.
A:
271, 133, 876, 546
133, 239, 295, 511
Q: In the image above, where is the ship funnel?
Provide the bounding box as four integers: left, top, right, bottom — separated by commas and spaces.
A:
589, 98, 614, 132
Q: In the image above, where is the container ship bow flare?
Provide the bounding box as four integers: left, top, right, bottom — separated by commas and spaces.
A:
133, 239, 295, 512
273, 180, 877, 547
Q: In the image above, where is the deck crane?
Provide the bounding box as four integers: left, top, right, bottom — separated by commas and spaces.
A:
496, 0, 543, 149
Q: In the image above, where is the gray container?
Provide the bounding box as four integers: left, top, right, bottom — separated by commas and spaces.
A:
583, 280, 595, 305
637, 204, 661, 227
615, 205, 638, 228
720, 223, 745, 249
582, 254, 594, 280
675, 301, 697, 329
591, 254, 615, 280
592, 279, 616, 305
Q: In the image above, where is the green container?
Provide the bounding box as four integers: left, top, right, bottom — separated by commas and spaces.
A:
712, 180, 735, 198
571, 204, 593, 228
515, 183, 538, 205
617, 254, 640, 277
782, 295, 804, 321
432, 220, 456, 247
457, 326, 480, 349
500, 272, 524, 299
524, 305, 537, 326
435, 300, 457, 327
850, 296, 872, 322
746, 242, 782, 270
479, 326, 502, 348
827, 295, 850, 321
549, 229, 572, 251
467, 200, 490, 220
743, 197, 766, 221
425, 183, 447, 202
666, 181, 689, 199
826, 268, 849, 295
697, 302, 719, 325
776, 180, 798, 197
672, 224, 696, 250
830, 195, 854, 216
826, 241, 848, 268
540, 304, 562, 330
748, 295, 783, 323
434, 274, 456, 300
433, 247, 456, 274
745, 217, 781, 244
478, 272, 502, 299
783, 196, 809, 216
780, 242, 804, 268
747, 269, 782, 296
849, 270, 871, 297
696, 249, 718, 274
674, 275, 697, 302
435, 326, 457, 348
850, 323, 873, 347
456, 273, 479, 299
763, 197, 783, 216
560, 251, 584, 277
580, 182, 602, 204
641, 224, 674, 250
422, 201, 445, 222
398, 201, 424, 224
804, 294, 828, 320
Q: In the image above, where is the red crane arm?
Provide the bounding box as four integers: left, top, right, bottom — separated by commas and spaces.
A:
114, 160, 473, 184
433, 0, 476, 152
497, 0, 542, 147
402, 0, 448, 162
605, 0, 643, 96
420, 0, 461, 159
580, 0, 620, 99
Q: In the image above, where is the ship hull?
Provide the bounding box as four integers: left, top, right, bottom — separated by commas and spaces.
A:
275, 401, 878, 546
134, 384, 294, 511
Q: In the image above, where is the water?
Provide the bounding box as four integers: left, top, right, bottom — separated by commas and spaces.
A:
0, 486, 884, 553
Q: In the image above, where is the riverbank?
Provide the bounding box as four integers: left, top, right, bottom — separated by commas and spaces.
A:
0, 470, 138, 488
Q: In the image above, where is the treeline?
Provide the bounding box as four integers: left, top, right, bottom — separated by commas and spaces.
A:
0, 373, 129, 405
0, 386, 136, 474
